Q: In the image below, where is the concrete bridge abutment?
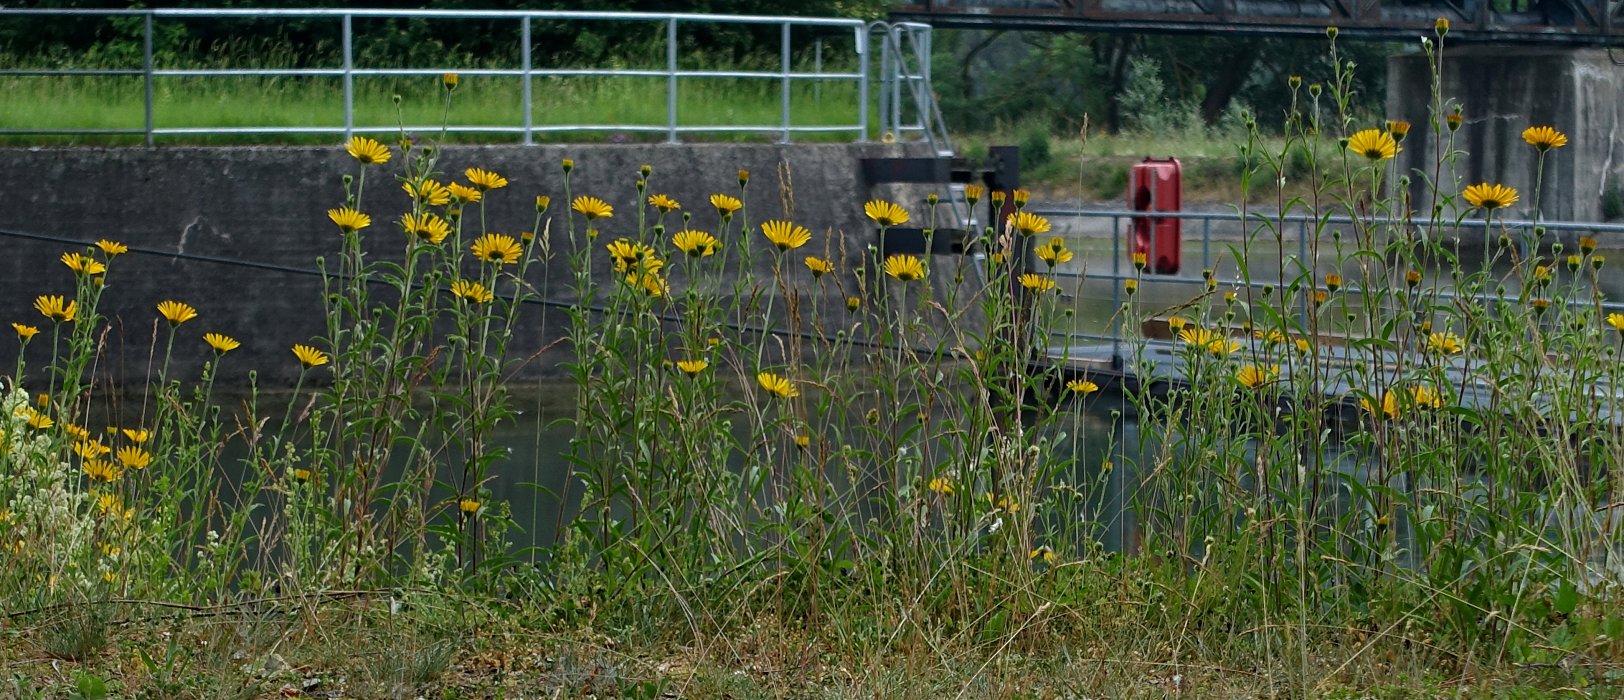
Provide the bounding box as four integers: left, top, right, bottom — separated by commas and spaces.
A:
1388, 46, 1624, 223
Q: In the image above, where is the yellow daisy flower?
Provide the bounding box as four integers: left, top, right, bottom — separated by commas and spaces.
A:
25, 408, 53, 430
464, 167, 508, 191
757, 371, 799, 399
1235, 364, 1280, 389
1035, 237, 1073, 267
1607, 312, 1624, 331
1411, 384, 1445, 410
344, 136, 391, 165
471, 233, 522, 265
710, 193, 743, 217
863, 199, 910, 227
459, 498, 482, 515
292, 344, 330, 369
1010, 211, 1051, 236
74, 440, 111, 459
450, 279, 494, 303
117, 445, 151, 470
1019, 273, 1057, 292
676, 359, 709, 377
1522, 125, 1568, 151
403, 179, 451, 206
672, 230, 719, 258
1360, 390, 1400, 420
1426, 331, 1464, 355
447, 183, 482, 203
203, 332, 239, 354
760, 220, 811, 251
156, 300, 198, 327
13, 323, 40, 341
327, 207, 371, 233
928, 477, 955, 495
121, 428, 152, 443
1067, 379, 1100, 394
571, 195, 614, 220
804, 256, 834, 278
60, 252, 106, 276
95, 239, 128, 256
1462, 183, 1518, 210
403, 213, 451, 244
883, 254, 925, 282
1346, 129, 1397, 160
35, 295, 77, 323
647, 193, 681, 213
83, 459, 121, 482
632, 272, 669, 298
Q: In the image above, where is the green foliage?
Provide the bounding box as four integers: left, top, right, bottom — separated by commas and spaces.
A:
3, 29, 1623, 698
1118, 56, 1202, 135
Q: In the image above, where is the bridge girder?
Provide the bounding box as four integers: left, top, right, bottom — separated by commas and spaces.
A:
892, 0, 1624, 46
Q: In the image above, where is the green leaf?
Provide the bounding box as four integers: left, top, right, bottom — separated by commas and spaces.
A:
1553, 578, 1579, 615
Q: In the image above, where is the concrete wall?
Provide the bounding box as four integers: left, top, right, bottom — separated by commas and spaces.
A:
1388, 47, 1624, 222
0, 142, 969, 388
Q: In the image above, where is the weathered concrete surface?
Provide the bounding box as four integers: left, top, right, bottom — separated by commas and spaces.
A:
1388, 47, 1623, 222
0, 143, 968, 387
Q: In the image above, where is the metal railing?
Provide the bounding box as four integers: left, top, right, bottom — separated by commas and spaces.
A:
1026, 207, 1624, 356
0, 8, 939, 146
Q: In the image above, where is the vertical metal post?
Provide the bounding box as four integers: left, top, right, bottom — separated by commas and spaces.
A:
342, 13, 354, 140
882, 27, 894, 138
521, 16, 533, 145
915, 25, 932, 138
143, 12, 154, 146
1111, 216, 1123, 362
780, 22, 792, 144
813, 39, 822, 106
856, 26, 869, 142
666, 18, 678, 144
1202, 217, 1211, 269
896, 25, 909, 137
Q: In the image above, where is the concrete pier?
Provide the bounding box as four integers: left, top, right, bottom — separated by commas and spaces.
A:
1388, 46, 1624, 223
0, 143, 955, 386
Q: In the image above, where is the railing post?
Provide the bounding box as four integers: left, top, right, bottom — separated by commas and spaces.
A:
342, 13, 354, 140
813, 39, 822, 106
889, 26, 902, 138
521, 15, 533, 145
857, 25, 870, 142
1111, 215, 1123, 363
876, 27, 890, 140
780, 22, 792, 144
143, 11, 154, 146
666, 17, 678, 144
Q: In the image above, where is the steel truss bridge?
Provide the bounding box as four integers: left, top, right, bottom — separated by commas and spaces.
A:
892, 0, 1624, 45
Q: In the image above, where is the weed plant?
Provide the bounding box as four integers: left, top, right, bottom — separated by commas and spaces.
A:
1, 26, 1622, 696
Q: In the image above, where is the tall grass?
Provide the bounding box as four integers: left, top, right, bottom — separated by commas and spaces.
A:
1, 27, 1622, 696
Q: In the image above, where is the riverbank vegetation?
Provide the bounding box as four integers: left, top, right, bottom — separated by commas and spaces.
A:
4, 24, 1624, 699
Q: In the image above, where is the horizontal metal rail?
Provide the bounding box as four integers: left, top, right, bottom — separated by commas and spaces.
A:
1027, 207, 1624, 356
0, 9, 937, 146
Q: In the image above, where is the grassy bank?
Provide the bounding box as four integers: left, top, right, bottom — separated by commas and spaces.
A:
3, 590, 1606, 698
4, 30, 1624, 699
0, 73, 867, 146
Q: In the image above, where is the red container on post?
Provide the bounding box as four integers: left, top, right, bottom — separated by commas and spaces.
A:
1128, 157, 1181, 275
